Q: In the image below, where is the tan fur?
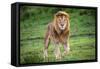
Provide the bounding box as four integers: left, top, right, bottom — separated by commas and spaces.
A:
44, 11, 70, 60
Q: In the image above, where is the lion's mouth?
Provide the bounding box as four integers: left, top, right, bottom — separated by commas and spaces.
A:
60, 27, 65, 30
59, 24, 66, 30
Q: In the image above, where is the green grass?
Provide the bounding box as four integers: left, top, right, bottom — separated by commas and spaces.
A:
20, 36, 95, 64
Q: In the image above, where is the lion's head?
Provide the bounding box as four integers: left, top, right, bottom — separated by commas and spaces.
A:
53, 11, 70, 33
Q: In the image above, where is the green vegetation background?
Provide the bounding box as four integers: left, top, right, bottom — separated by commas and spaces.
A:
20, 6, 96, 64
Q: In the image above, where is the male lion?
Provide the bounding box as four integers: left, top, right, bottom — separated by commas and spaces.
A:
44, 11, 70, 60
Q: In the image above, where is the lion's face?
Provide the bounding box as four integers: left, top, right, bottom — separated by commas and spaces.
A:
56, 15, 68, 30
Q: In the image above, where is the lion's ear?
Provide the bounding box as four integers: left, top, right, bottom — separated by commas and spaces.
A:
54, 13, 59, 20
55, 13, 59, 17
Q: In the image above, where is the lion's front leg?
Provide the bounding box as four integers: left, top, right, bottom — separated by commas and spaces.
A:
54, 43, 62, 60
44, 48, 48, 60
63, 42, 70, 56
44, 30, 50, 60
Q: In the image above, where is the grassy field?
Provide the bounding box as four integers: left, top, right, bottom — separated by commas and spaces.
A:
20, 36, 95, 64
20, 6, 96, 64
